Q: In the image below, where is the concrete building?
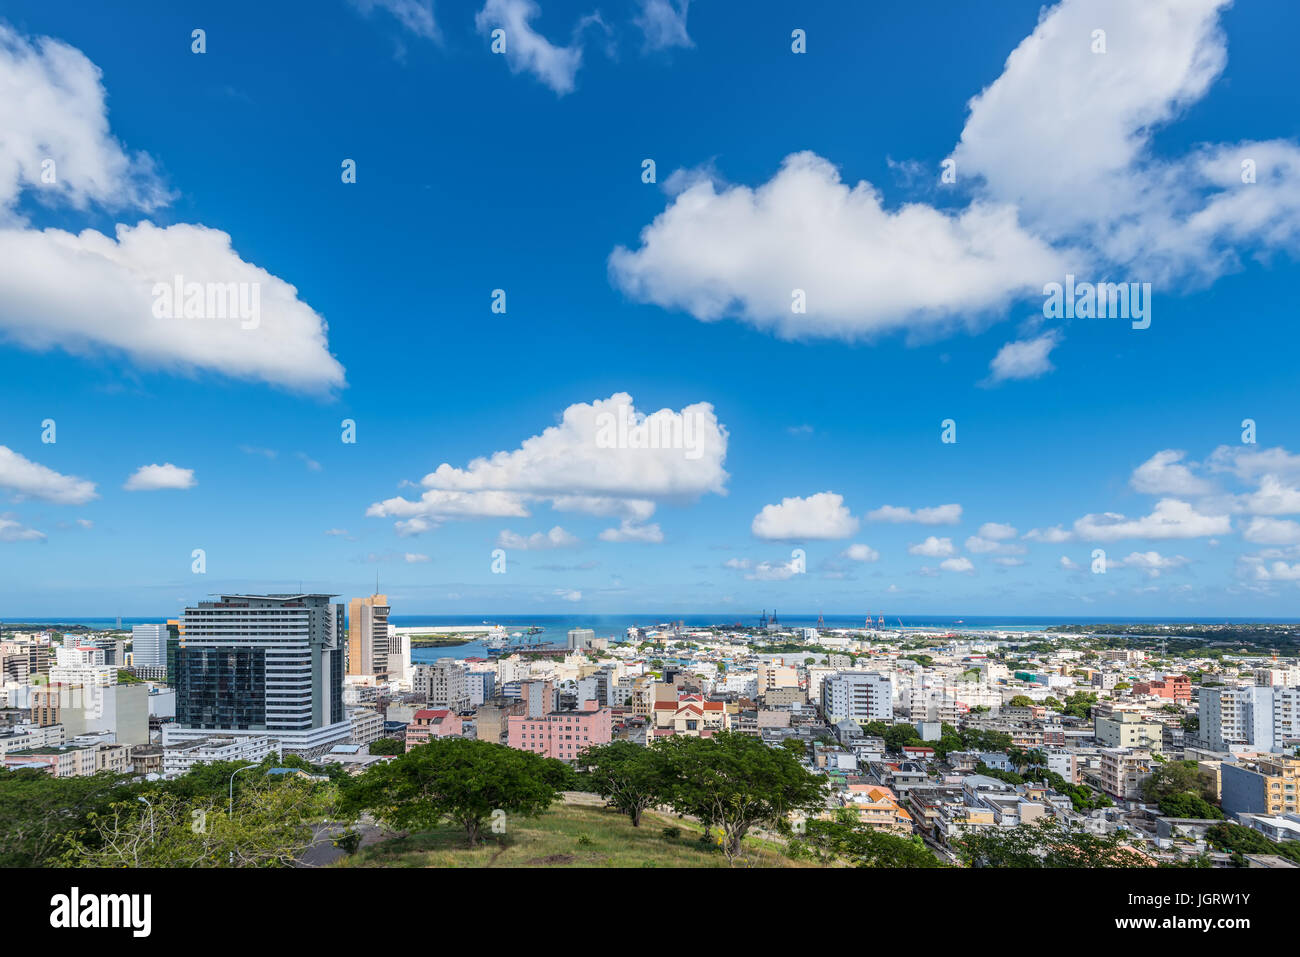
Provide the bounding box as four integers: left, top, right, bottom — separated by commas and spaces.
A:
1200, 685, 1300, 753
507, 702, 611, 761
821, 671, 892, 724
131, 623, 168, 671
1095, 711, 1163, 750
164, 593, 350, 757
162, 734, 279, 779
1222, 754, 1300, 819
566, 628, 595, 651
1098, 747, 1154, 801
347, 593, 391, 679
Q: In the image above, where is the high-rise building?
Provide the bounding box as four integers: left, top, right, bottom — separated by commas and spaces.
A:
1199, 685, 1300, 753
164, 593, 349, 757
131, 623, 167, 671
347, 594, 391, 679
567, 628, 595, 651
821, 672, 893, 724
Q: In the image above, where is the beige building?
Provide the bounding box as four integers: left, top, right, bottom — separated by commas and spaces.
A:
1099, 747, 1154, 800
1095, 711, 1163, 750
347, 594, 391, 678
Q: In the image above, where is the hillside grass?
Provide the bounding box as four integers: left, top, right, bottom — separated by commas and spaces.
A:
337, 802, 813, 868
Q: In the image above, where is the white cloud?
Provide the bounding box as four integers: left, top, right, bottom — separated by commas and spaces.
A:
1073, 498, 1229, 542
367, 393, 726, 534
965, 535, 1026, 556
867, 503, 962, 525
476, 0, 584, 95
553, 588, 583, 602
993, 556, 1025, 567
745, 559, 802, 581
610, 151, 1064, 340
1239, 475, 1300, 516
634, 0, 692, 51
1117, 551, 1189, 578
751, 491, 859, 541
0, 27, 345, 393
497, 525, 579, 550
1059, 555, 1081, 571
908, 536, 955, 558
1206, 445, 1300, 483
1024, 525, 1074, 543
610, 0, 1300, 344
979, 522, 1017, 540
598, 521, 664, 543
940, 556, 975, 574
0, 514, 45, 542
1130, 450, 1212, 496
1242, 516, 1300, 546
0, 445, 96, 504
123, 463, 195, 491
986, 331, 1060, 383
350, 0, 440, 41
403, 552, 431, 563
842, 543, 880, 562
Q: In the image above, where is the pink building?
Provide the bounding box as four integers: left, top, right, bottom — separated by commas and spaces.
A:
507, 701, 611, 762
405, 708, 463, 750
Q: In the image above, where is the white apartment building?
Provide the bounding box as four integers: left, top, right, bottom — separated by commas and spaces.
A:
162, 735, 280, 779
821, 671, 893, 724
1200, 685, 1300, 753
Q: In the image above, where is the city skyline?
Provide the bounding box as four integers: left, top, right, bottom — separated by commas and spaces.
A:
2, 0, 1300, 617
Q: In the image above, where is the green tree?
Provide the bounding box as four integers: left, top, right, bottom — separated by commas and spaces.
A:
655, 732, 828, 864
792, 808, 944, 867
342, 738, 573, 845
577, 741, 667, 827
63, 780, 335, 867
1009, 695, 1035, 707
0, 769, 133, 867
956, 818, 1149, 868
368, 738, 404, 756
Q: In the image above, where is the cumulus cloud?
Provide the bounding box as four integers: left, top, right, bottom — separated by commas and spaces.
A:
1117, 550, 1189, 578
497, 526, 579, 550
908, 536, 955, 558
610, 152, 1063, 340
1073, 498, 1229, 541
123, 463, 195, 491
0, 445, 96, 504
842, 543, 880, 562
1238, 474, 1300, 516
1242, 516, 1300, 545
867, 503, 962, 525
476, 0, 585, 95
0, 26, 344, 393
0, 514, 45, 542
1130, 450, 1212, 496
986, 331, 1061, 383
367, 393, 726, 535
610, 0, 1300, 345
979, 522, 1017, 540
598, 521, 664, 543
940, 556, 975, 573
751, 491, 859, 541
1024, 525, 1074, 543
965, 535, 1026, 556
553, 588, 583, 602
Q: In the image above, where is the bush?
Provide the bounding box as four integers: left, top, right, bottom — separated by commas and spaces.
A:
662, 826, 682, 840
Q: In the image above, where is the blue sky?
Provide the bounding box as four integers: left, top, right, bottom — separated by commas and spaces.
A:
2, 0, 1300, 617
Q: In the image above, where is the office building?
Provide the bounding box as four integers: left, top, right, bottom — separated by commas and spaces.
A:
347, 593, 391, 679
164, 593, 349, 757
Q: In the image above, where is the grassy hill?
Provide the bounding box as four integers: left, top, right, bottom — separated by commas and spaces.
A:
337, 802, 813, 868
